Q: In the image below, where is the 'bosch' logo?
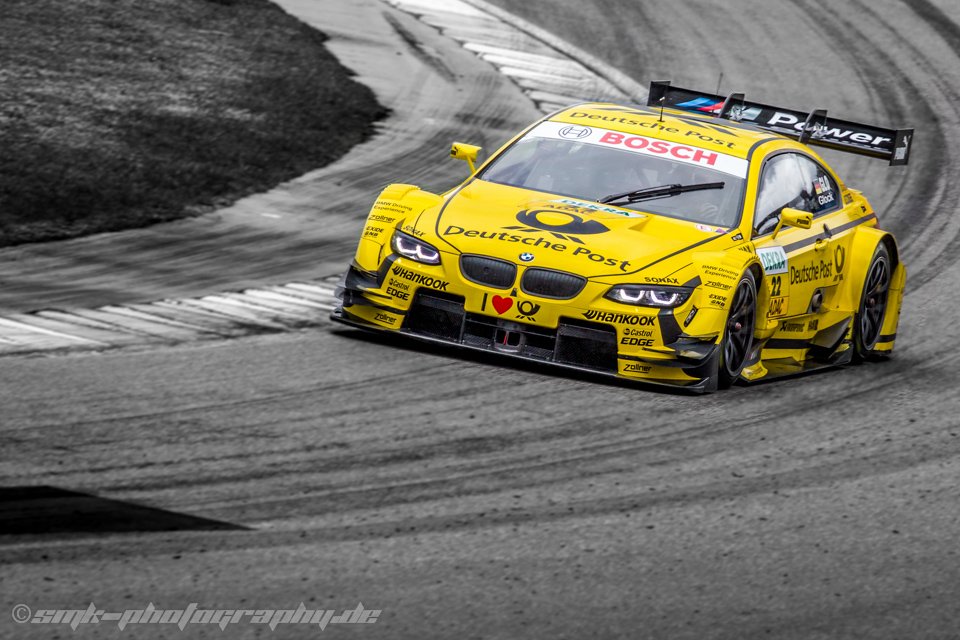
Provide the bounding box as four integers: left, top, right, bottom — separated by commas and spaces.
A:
559, 125, 592, 139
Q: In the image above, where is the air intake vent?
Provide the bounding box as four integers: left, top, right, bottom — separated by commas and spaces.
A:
555, 320, 618, 370
405, 290, 465, 340
520, 268, 587, 299
460, 255, 516, 289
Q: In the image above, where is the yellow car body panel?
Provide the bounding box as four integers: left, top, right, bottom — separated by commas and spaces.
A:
333, 97, 908, 392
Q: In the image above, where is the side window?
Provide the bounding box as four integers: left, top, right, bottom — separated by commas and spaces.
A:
796, 155, 840, 215
753, 153, 809, 236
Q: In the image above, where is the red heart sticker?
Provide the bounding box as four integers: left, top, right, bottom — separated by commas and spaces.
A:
492, 295, 513, 314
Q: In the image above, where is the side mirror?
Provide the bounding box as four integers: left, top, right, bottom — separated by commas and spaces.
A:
772, 207, 813, 238
450, 142, 482, 174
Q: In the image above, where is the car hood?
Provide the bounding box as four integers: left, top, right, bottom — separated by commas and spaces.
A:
417, 179, 726, 279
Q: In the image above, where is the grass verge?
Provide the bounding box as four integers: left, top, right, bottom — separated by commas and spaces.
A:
0, 0, 387, 246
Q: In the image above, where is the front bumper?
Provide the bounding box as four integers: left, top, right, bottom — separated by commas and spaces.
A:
331, 263, 721, 393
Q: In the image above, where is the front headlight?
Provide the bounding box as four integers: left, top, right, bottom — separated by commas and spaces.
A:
605, 285, 693, 308
391, 229, 441, 265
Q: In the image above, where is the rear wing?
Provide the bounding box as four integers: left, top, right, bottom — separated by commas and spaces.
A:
647, 81, 913, 166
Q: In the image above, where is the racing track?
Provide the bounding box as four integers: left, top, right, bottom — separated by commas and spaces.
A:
2, 1, 960, 639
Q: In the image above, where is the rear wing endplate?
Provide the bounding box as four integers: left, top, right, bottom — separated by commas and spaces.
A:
647, 81, 913, 166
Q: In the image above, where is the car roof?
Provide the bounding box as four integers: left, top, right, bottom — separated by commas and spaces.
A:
549, 103, 784, 160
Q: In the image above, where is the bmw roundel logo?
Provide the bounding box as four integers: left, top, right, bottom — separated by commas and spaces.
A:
519, 252, 534, 262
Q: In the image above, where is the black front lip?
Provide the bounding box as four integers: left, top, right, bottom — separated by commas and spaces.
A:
330, 286, 720, 394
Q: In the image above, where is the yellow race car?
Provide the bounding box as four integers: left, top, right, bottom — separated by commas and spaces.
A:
332, 81, 913, 392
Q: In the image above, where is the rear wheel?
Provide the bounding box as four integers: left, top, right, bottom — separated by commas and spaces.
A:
717, 270, 757, 389
853, 243, 891, 362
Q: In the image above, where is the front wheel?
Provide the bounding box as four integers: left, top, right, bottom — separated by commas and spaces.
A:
852, 243, 891, 362
717, 270, 757, 389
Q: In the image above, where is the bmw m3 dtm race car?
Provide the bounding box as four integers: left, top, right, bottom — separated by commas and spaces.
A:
332, 81, 913, 392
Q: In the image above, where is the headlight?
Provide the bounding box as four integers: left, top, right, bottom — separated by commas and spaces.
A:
605, 285, 693, 308
391, 229, 441, 265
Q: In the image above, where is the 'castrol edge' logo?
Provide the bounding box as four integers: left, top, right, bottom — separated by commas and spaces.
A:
529, 121, 748, 178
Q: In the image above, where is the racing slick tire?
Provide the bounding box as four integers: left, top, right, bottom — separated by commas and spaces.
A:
717, 269, 758, 389
852, 243, 892, 363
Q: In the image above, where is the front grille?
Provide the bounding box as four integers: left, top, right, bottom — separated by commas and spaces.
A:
521, 268, 587, 299
460, 255, 516, 289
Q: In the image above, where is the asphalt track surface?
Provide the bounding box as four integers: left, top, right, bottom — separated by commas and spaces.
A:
2, 1, 959, 639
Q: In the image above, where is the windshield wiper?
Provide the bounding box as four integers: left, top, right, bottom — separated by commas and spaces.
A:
598, 181, 725, 205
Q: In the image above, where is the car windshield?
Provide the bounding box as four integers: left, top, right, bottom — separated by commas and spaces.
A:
478, 123, 747, 227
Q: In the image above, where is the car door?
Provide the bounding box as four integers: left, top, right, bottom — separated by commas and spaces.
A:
752, 152, 828, 323
793, 154, 852, 301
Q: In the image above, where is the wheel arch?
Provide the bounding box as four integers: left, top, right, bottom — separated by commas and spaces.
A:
689, 250, 765, 319
841, 226, 897, 311
845, 226, 905, 357
880, 233, 900, 271
354, 184, 444, 272
744, 260, 766, 323
746, 262, 764, 291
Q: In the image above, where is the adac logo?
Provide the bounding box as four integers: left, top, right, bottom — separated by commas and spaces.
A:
504, 207, 609, 245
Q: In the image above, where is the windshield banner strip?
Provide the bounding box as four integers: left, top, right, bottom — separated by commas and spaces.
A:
529, 121, 749, 178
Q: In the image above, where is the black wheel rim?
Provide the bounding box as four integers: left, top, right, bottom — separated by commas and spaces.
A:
724, 279, 755, 376
860, 255, 890, 349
